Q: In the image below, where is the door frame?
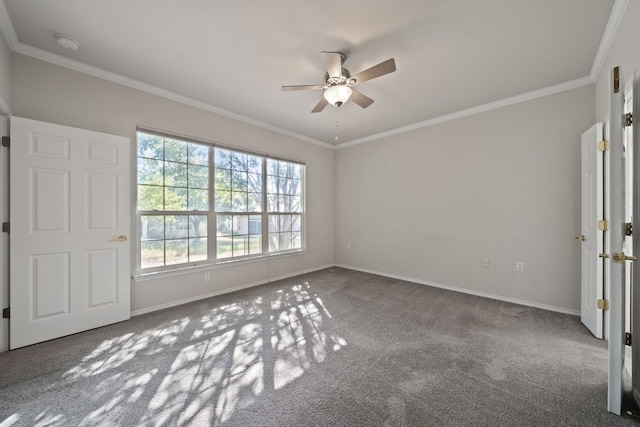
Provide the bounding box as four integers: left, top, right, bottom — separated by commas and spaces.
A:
0, 102, 8, 353
632, 70, 640, 409
608, 66, 626, 416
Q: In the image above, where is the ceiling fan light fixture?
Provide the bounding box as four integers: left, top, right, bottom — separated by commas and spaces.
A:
324, 85, 352, 107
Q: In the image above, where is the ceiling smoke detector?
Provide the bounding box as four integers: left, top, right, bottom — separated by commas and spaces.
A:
55, 34, 80, 50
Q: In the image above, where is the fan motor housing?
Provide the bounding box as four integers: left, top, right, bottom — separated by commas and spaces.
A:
325, 68, 352, 87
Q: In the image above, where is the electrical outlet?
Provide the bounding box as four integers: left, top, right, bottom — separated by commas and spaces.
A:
516, 262, 524, 272
482, 258, 490, 268
205, 272, 211, 282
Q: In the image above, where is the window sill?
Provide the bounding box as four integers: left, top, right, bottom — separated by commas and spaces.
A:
132, 249, 307, 283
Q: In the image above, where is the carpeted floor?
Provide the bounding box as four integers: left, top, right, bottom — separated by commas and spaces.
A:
0, 267, 638, 426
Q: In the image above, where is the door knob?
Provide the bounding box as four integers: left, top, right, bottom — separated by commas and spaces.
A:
575, 235, 586, 241
599, 252, 637, 263
110, 235, 128, 242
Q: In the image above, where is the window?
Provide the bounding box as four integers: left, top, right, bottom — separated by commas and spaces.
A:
137, 132, 210, 270
214, 148, 263, 259
267, 159, 303, 252
136, 131, 304, 273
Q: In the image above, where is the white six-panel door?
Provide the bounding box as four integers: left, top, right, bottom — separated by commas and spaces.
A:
9, 117, 130, 349
580, 122, 604, 339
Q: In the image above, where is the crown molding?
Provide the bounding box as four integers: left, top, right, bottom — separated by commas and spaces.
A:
337, 0, 626, 149
13, 42, 333, 149
0, 0, 626, 150
590, 0, 629, 81
0, 0, 333, 150
336, 76, 594, 149
0, 1, 17, 49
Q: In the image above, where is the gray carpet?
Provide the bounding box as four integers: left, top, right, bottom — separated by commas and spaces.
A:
0, 267, 638, 426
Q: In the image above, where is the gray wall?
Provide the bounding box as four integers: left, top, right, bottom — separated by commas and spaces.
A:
0, 31, 11, 111
5, 0, 640, 338
11, 54, 335, 315
335, 85, 595, 313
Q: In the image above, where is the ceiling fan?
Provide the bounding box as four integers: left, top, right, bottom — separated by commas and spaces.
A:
282, 51, 396, 113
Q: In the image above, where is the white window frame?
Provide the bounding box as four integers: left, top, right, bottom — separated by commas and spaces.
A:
135, 129, 305, 275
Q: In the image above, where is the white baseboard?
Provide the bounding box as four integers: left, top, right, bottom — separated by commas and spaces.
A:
132, 263, 580, 318
334, 264, 580, 317
131, 264, 335, 317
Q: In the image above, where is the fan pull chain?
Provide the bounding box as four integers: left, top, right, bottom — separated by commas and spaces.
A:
335, 106, 340, 141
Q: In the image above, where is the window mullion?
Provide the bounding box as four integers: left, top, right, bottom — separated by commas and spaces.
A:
139, 210, 208, 215
262, 156, 268, 255
209, 145, 216, 263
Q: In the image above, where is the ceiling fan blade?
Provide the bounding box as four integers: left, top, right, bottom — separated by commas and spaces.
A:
311, 97, 328, 113
282, 84, 324, 91
350, 58, 396, 85
350, 90, 375, 109
321, 51, 343, 78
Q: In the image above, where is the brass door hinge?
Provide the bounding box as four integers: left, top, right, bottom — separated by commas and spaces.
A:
1, 136, 8, 148
598, 140, 609, 151
1, 307, 8, 319
598, 220, 609, 231
625, 113, 633, 127
598, 299, 609, 311
614, 66, 620, 93
626, 222, 633, 236
626, 332, 632, 346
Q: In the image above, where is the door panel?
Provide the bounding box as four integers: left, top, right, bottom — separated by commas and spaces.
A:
581, 123, 604, 338
87, 249, 118, 307
87, 174, 118, 230
10, 117, 130, 349
32, 252, 70, 319
32, 168, 69, 232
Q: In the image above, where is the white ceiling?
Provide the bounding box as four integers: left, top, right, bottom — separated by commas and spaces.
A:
0, 0, 620, 146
